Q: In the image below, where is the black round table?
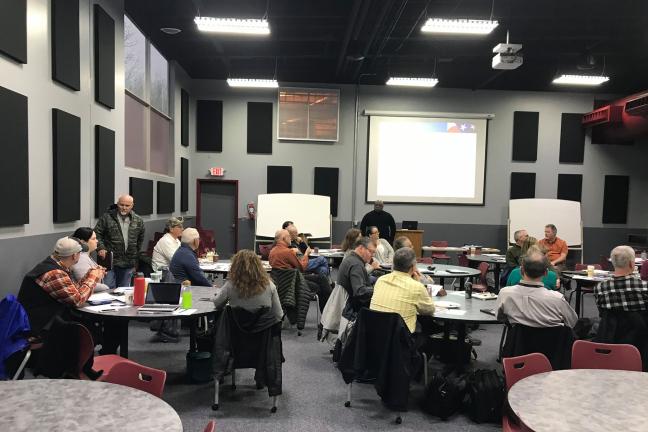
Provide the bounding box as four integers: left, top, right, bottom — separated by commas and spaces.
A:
466, 254, 507, 292
416, 263, 481, 289
560, 271, 611, 317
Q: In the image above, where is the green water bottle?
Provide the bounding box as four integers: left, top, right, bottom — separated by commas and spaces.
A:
181, 280, 192, 309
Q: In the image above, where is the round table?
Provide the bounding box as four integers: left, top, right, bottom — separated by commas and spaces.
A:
466, 254, 507, 292
508, 369, 648, 432
0, 379, 182, 432
416, 263, 481, 289
76, 286, 217, 358
199, 259, 272, 274
560, 271, 611, 317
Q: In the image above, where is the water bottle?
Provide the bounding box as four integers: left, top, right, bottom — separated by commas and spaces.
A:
464, 281, 473, 299
641, 250, 647, 260
181, 280, 192, 309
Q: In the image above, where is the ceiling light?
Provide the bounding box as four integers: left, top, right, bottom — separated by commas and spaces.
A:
227, 78, 278, 88
552, 74, 609, 86
421, 18, 498, 35
194, 17, 270, 35
386, 77, 439, 87
160, 27, 181, 35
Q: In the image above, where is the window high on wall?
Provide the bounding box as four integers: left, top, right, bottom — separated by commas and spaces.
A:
124, 15, 172, 176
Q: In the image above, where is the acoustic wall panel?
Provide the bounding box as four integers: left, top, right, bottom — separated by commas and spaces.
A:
267, 166, 292, 193
557, 174, 582, 202
247, 102, 273, 154
95, 125, 115, 217
181, 89, 189, 147
602, 175, 629, 224
181, 157, 189, 211
52, 109, 81, 223
0, 0, 27, 63
510, 172, 536, 199
559, 113, 586, 163
129, 177, 153, 215
196, 100, 222, 151
52, 0, 80, 90
512, 111, 539, 162
94, 5, 115, 109
157, 181, 175, 214
314, 167, 339, 217
0, 86, 29, 226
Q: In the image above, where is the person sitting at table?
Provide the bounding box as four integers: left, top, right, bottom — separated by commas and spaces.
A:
539, 224, 568, 272
151, 217, 183, 272
495, 249, 577, 328
283, 222, 330, 276
341, 228, 362, 253
506, 243, 559, 290
169, 228, 212, 286
70, 227, 110, 293
368, 226, 394, 265
213, 249, 283, 322
339, 237, 376, 322
506, 229, 528, 268
393, 236, 445, 293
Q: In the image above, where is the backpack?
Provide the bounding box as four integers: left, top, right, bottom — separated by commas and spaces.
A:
420, 371, 467, 420
464, 369, 505, 423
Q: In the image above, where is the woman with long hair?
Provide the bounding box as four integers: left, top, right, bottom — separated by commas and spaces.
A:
70, 227, 109, 292
213, 249, 283, 321
340, 228, 362, 252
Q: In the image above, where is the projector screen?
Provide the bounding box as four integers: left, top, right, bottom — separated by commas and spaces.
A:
366, 115, 488, 204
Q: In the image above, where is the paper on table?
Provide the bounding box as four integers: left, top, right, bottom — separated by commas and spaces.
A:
483, 253, 504, 257
173, 308, 197, 315
84, 304, 129, 312
426, 284, 443, 296
442, 309, 467, 316
113, 287, 134, 294
88, 292, 119, 302
448, 291, 466, 297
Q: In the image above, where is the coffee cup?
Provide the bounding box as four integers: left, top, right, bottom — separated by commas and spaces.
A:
587, 265, 595, 278
124, 291, 134, 305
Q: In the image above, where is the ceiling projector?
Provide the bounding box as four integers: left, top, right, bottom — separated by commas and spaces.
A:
492, 43, 523, 70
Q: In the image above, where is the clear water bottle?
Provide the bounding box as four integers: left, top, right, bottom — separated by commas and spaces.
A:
464, 281, 473, 299
641, 250, 647, 260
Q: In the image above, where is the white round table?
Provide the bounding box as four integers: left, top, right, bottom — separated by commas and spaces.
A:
508, 369, 648, 432
0, 379, 183, 432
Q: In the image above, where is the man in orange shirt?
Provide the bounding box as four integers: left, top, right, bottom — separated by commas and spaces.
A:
269, 229, 310, 271
539, 224, 568, 271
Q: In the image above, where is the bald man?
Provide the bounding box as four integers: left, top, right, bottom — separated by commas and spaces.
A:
95, 194, 145, 288
268, 229, 310, 271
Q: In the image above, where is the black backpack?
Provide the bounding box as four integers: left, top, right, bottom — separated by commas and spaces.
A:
420, 371, 467, 420
464, 369, 505, 423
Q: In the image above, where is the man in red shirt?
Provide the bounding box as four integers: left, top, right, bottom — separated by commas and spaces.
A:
269, 229, 311, 271
539, 224, 568, 271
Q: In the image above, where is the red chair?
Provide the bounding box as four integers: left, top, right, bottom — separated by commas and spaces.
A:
641, 262, 648, 281
197, 228, 217, 257
599, 255, 613, 271
571, 340, 642, 372
417, 257, 434, 264
258, 243, 273, 260
471, 262, 490, 293
429, 241, 451, 263
203, 420, 216, 432
457, 253, 469, 267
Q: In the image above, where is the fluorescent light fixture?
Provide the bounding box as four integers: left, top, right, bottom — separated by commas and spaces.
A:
227, 78, 278, 88
194, 17, 270, 35
386, 77, 439, 87
552, 74, 610, 86
421, 18, 498, 35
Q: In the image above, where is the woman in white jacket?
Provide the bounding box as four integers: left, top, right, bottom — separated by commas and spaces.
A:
151, 217, 184, 271
71, 227, 110, 292
368, 226, 394, 265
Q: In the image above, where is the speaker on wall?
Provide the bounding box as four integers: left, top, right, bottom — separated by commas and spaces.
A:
314, 167, 339, 217
247, 102, 273, 154
557, 174, 582, 202
52, 109, 81, 223
95, 125, 115, 217
512, 111, 539, 162
267, 166, 292, 193
181, 157, 189, 212
129, 177, 153, 215
510, 172, 536, 199
52, 0, 80, 90
94, 4, 115, 109
157, 182, 175, 214
196, 100, 223, 151
0, 0, 27, 63
181, 89, 189, 147
559, 113, 586, 163
602, 175, 629, 224
0, 86, 29, 226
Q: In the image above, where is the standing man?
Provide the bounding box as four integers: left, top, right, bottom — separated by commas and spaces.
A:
95, 195, 145, 288
360, 200, 397, 244
539, 224, 568, 271
506, 229, 529, 268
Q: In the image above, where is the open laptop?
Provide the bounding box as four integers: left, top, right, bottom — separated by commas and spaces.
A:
402, 220, 418, 230
137, 282, 181, 313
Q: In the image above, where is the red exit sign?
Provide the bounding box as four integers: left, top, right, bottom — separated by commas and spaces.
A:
209, 167, 225, 176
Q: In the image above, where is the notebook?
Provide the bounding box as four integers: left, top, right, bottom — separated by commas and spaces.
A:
138, 282, 182, 313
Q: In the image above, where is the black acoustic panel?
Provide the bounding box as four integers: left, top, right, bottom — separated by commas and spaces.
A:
181, 89, 189, 147
129, 177, 153, 215
314, 167, 339, 217
267, 166, 292, 193
510, 172, 536, 199
559, 113, 586, 163
196, 100, 222, 151
157, 181, 175, 214
0, 0, 27, 63
557, 174, 582, 202
247, 102, 273, 154
52, 0, 80, 90
52, 109, 81, 223
95, 125, 115, 217
0, 86, 29, 226
93, 4, 115, 109
603, 175, 629, 224
181, 157, 189, 212
512, 111, 539, 162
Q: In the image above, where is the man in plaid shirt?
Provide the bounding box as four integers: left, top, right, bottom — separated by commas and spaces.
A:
594, 245, 648, 311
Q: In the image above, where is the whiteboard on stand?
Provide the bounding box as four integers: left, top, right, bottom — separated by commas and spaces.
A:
509, 199, 582, 247
256, 194, 331, 239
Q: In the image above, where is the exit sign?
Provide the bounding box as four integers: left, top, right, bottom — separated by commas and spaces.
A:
209, 167, 224, 176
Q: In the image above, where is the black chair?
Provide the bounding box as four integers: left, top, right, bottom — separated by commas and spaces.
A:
595, 309, 648, 371
501, 323, 575, 370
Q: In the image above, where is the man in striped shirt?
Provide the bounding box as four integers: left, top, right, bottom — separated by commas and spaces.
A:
595, 245, 648, 311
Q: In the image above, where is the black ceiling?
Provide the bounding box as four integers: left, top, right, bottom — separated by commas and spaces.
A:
125, 0, 648, 94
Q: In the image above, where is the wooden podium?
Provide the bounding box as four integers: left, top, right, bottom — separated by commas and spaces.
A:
395, 229, 424, 258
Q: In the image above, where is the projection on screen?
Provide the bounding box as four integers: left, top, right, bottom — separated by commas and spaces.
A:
366, 115, 488, 204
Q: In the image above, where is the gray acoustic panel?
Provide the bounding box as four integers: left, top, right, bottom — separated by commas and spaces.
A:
314, 167, 339, 217
94, 4, 115, 109
52, 109, 81, 223
602, 175, 629, 224
157, 181, 175, 214
510, 172, 536, 199
0, 0, 27, 63
95, 125, 115, 217
512, 111, 539, 162
129, 177, 153, 215
247, 102, 273, 154
181, 157, 189, 212
52, 0, 80, 90
557, 174, 582, 202
559, 113, 586, 163
267, 166, 292, 193
196, 100, 222, 151
181, 89, 189, 147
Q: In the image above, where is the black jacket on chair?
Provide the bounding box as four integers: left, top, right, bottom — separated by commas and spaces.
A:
270, 269, 313, 330
595, 309, 648, 371
338, 308, 419, 411
212, 306, 283, 396
501, 324, 575, 370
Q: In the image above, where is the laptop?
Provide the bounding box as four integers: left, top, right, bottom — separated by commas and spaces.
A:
138, 282, 182, 313
402, 220, 418, 230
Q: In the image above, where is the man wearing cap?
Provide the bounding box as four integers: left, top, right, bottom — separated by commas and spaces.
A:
169, 228, 212, 286
152, 217, 183, 272
360, 200, 397, 244
94, 194, 145, 288
18, 237, 105, 335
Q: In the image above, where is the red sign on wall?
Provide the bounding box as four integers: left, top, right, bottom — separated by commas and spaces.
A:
209, 167, 224, 176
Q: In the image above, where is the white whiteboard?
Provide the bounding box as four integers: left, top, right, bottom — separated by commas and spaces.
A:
509, 199, 582, 246
256, 194, 331, 239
